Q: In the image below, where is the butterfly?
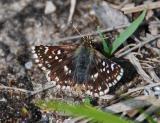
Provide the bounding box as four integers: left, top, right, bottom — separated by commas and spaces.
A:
32, 36, 123, 97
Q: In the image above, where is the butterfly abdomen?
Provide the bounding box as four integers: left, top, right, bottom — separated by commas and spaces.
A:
73, 46, 92, 84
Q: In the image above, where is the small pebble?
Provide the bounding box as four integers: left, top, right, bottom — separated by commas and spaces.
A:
44, 1, 56, 14
25, 61, 33, 69
0, 49, 5, 57
157, 39, 160, 48
0, 97, 7, 102
152, 86, 160, 91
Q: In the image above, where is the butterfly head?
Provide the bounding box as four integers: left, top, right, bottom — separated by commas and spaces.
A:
81, 36, 93, 48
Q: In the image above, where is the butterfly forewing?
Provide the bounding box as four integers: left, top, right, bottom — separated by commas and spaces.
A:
33, 45, 78, 70
32, 44, 78, 88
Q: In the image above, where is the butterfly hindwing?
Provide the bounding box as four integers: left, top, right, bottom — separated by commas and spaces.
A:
85, 50, 123, 96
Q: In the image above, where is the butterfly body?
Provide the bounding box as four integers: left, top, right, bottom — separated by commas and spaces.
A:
73, 45, 93, 84
32, 36, 123, 97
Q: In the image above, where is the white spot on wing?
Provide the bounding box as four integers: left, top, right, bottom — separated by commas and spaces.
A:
68, 70, 71, 74
44, 47, 49, 54
112, 82, 116, 85
47, 64, 51, 68
35, 59, 39, 63
98, 86, 101, 90
45, 61, 49, 64
91, 75, 94, 79
102, 61, 105, 66
58, 59, 62, 62
108, 83, 112, 87
103, 68, 105, 71
107, 70, 109, 73
31, 46, 35, 51
49, 56, 52, 59
57, 50, 61, 54
117, 75, 121, 80
31, 47, 35, 53
55, 56, 58, 60
94, 73, 98, 79
114, 80, 117, 84
99, 91, 104, 96
41, 67, 46, 70
64, 65, 68, 72
111, 63, 114, 71
55, 77, 59, 81
120, 69, 123, 76
104, 88, 109, 94
38, 63, 42, 67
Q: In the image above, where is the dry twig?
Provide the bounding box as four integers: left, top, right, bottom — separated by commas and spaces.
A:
148, 68, 160, 83
121, 1, 160, 14
135, 106, 158, 122
68, 0, 76, 24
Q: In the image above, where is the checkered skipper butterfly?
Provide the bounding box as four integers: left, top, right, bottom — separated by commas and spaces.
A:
32, 36, 123, 97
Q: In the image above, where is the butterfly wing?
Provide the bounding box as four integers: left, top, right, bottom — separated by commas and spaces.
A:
85, 50, 123, 96
33, 45, 78, 69
32, 45, 78, 87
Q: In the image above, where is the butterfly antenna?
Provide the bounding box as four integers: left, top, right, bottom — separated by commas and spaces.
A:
72, 24, 86, 41
73, 25, 82, 35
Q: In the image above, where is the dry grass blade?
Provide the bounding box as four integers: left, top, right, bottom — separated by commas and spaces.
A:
148, 68, 160, 83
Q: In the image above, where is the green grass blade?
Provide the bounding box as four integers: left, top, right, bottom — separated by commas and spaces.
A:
110, 10, 146, 54
36, 100, 134, 123
97, 27, 110, 55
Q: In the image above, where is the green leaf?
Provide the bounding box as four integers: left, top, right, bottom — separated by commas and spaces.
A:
110, 10, 146, 54
97, 27, 110, 55
36, 100, 133, 123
